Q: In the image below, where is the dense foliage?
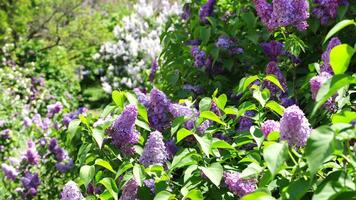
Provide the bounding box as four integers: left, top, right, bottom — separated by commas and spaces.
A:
1, 0, 356, 200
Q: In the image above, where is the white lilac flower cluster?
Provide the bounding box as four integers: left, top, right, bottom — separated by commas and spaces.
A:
96, 0, 181, 92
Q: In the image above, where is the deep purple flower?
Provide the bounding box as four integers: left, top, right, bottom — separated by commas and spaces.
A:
237, 111, 255, 132
21, 172, 40, 190
56, 159, 74, 173
231, 47, 244, 55
61, 181, 84, 200
49, 138, 58, 152
216, 36, 233, 49
108, 104, 139, 156
321, 37, 341, 74
47, 102, 63, 118
261, 41, 284, 61
1, 129, 11, 140
264, 61, 288, 96
119, 179, 138, 200
280, 94, 295, 107
191, 46, 207, 68
197, 120, 213, 134
168, 103, 198, 130
133, 88, 149, 107
149, 59, 158, 82
24, 140, 40, 165
280, 105, 312, 147
213, 132, 232, 143
147, 88, 171, 132
261, 120, 280, 137
224, 172, 257, 197
1, 163, 18, 180
185, 40, 201, 46
140, 131, 168, 167
313, 0, 347, 24
181, 3, 191, 20
165, 140, 178, 160
199, 0, 216, 23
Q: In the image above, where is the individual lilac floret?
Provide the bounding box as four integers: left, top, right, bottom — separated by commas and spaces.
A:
149, 59, 158, 82
140, 131, 168, 167
237, 111, 255, 132
147, 88, 171, 132
261, 120, 280, 137
191, 46, 207, 68
24, 140, 40, 165
261, 41, 284, 61
199, 0, 216, 23
224, 172, 257, 197
47, 102, 63, 118
60, 181, 84, 200
309, 72, 336, 112
165, 140, 178, 160
119, 179, 139, 200
107, 104, 139, 156
1, 163, 18, 180
168, 103, 198, 130
280, 105, 312, 147
264, 61, 288, 96
320, 37, 341, 74
181, 3, 191, 20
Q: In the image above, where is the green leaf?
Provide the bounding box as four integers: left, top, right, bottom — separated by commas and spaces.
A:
171, 149, 199, 170
154, 191, 174, 200
304, 126, 335, 176
112, 90, 125, 108
138, 104, 149, 123
171, 117, 185, 135
194, 134, 212, 158
240, 163, 263, 178
263, 142, 289, 177
215, 94, 227, 110
211, 139, 234, 150
324, 19, 356, 44
99, 177, 118, 200
201, 162, 223, 187
67, 119, 81, 144
312, 170, 355, 200
80, 165, 95, 188
282, 178, 310, 200
115, 162, 133, 180
133, 164, 146, 186
177, 128, 193, 143
330, 44, 355, 74
200, 26, 211, 44
186, 189, 204, 200
95, 159, 115, 173
253, 89, 270, 107
241, 191, 276, 200
200, 111, 225, 125
265, 101, 285, 116
312, 74, 356, 116
332, 111, 356, 124
100, 105, 116, 118
135, 119, 151, 131
241, 75, 259, 92
224, 107, 239, 115
92, 128, 105, 149
264, 75, 285, 92
199, 97, 212, 112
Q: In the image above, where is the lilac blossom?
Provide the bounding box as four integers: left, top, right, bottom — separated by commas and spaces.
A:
165, 140, 178, 160
56, 160, 74, 173
191, 46, 207, 68
107, 104, 139, 156
140, 131, 168, 167
1, 163, 18, 180
264, 61, 288, 96
261, 41, 284, 61
185, 40, 201, 46
119, 179, 139, 200
24, 140, 40, 165
47, 102, 63, 118
309, 72, 336, 112
224, 172, 257, 197
237, 111, 255, 132
199, 0, 216, 23
133, 88, 149, 107
321, 37, 341, 74
60, 181, 84, 200
313, 0, 348, 25
149, 59, 158, 82
181, 3, 191, 20
21, 172, 40, 191
280, 105, 312, 147
216, 36, 233, 49
261, 120, 280, 137
147, 88, 171, 131
168, 103, 198, 130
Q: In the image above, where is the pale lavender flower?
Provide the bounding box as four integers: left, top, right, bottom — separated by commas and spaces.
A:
133, 88, 149, 107
60, 181, 84, 200
165, 140, 178, 160
197, 120, 213, 134
1, 163, 18, 180
47, 102, 63, 118
21, 172, 40, 190
321, 37, 341, 74
183, 84, 204, 95
224, 172, 257, 197
56, 159, 74, 173
107, 104, 139, 156
261, 120, 280, 137
24, 140, 40, 165
144, 179, 155, 194
0, 120, 5, 127
309, 72, 336, 112
119, 179, 139, 200
280, 105, 312, 147
168, 103, 198, 130
23, 117, 32, 127
140, 131, 168, 167
199, 0, 216, 23
216, 36, 233, 49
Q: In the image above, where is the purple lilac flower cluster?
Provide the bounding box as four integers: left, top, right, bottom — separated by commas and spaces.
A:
31, 113, 51, 131
320, 37, 341, 74
183, 84, 204, 95
181, 3, 191, 20
224, 172, 257, 197
191, 46, 207, 68
165, 140, 178, 160
62, 107, 88, 126
60, 181, 84, 200
119, 179, 139, 200
261, 120, 280, 137
1, 163, 18, 180
23, 140, 40, 165
253, 0, 309, 31
216, 36, 243, 55
147, 88, 172, 132
169, 103, 199, 130
47, 102, 63, 118
309, 72, 337, 112
48, 138, 74, 173
199, 0, 216, 23
261, 40, 300, 63
140, 131, 168, 167
237, 110, 255, 132
29, 77, 45, 101
133, 88, 149, 107
149, 59, 158, 82
107, 104, 139, 156
313, 0, 349, 25
280, 105, 312, 147
21, 172, 41, 198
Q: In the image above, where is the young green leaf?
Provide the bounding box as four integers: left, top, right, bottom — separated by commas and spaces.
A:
177, 128, 193, 143
92, 128, 105, 149
324, 19, 356, 44
330, 44, 355, 74
80, 165, 95, 188
201, 162, 223, 187
200, 111, 225, 125
263, 142, 289, 177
